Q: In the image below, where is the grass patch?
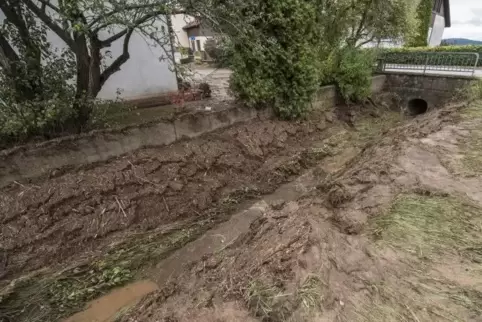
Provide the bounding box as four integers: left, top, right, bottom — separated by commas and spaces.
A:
461, 131, 482, 175
458, 102, 482, 175
244, 276, 326, 321
245, 280, 281, 319
0, 182, 271, 322
297, 275, 323, 311
354, 278, 482, 322
352, 283, 414, 322
371, 194, 482, 261
458, 100, 482, 175
106, 104, 178, 127
354, 111, 403, 144
0, 226, 201, 322
460, 100, 482, 119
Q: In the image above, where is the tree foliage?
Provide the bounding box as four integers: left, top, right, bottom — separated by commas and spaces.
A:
334, 48, 374, 102
0, 0, 183, 143
222, 0, 325, 119
338, 0, 418, 47
17, 0, 181, 123
409, 0, 432, 47
0, 1, 78, 144
203, 37, 232, 66
212, 0, 417, 118
0, 0, 420, 144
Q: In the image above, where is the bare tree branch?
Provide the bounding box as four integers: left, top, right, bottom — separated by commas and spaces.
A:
355, 35, 376, 48
100, 28, 128, 47
36, 0, 61, 13
99, 28, 134, 88
353, 0, 373, 43
89, 3, 184, 30
99, 9, 167, 87
21, 0, 75, 49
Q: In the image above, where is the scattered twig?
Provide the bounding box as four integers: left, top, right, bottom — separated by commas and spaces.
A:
14, 181, 40, 189
163, 197, 170, 213
216, 237, 237, 253
115, 197, 127, 218
128, 160, 163, 190
14, 181, 41, 197
13, 181, 25, 188
405, 304, 421, 322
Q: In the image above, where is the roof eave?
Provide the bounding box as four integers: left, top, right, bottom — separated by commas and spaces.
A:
444, 0, 451, 27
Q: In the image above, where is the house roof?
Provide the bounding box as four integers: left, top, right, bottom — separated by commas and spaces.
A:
443, 0, 451, 27
182, 20, 201, 30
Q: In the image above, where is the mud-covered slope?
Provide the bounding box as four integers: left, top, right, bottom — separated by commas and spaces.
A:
117, 103, 482, 322
0, 117, 333, 280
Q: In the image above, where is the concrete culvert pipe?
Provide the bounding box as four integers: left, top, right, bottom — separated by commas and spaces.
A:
407, 98, 428, 116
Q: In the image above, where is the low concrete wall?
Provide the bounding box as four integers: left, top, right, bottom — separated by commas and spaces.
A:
382, 73, 477, 113
312, 75, 387, 110
0, 75, 386, 188
0, 106, 258, 188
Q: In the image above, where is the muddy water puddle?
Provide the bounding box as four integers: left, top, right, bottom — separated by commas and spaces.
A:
63, 280, 158, 322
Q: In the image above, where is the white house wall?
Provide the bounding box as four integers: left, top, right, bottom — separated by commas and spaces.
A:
171, 14, 195, 48
428, 14, 446, 46
97, 28, 178, 100
0, 7, 178, 101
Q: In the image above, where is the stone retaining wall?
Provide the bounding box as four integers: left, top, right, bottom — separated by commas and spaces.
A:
382, 73, 477, 112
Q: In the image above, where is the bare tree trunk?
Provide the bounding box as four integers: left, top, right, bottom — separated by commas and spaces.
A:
0, 2, 43, 102
73, 33, 92, 130
88, 38, 102, 98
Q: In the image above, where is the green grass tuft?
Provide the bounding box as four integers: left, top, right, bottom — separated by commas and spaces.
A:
353, 278, 482, 322
371, 194, 482, 261
297, 275, 323, 311
245, 280, 280, 319
0, 227, 199, 322
355, 111, 403, 144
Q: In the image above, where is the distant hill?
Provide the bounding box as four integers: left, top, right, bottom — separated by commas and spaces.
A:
442, 38, 482, 45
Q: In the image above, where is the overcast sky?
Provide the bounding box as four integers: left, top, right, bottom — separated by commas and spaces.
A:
444, 0, 482, 39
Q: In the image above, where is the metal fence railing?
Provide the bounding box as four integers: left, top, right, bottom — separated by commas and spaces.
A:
377, 52, 479, 76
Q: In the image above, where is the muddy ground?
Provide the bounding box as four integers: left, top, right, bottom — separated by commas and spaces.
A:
1, 105, 386, 322
2, 100, 482, 322
115, 102, 482, 322
0, 114, 327, 279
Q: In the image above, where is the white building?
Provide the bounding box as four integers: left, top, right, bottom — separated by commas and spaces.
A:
97, 26, 178, 100
364, 0, 451, 49
428, 0, 451, 47
171, 14, 195, 49
0, 7, 178, 101
181, 19, 216, 53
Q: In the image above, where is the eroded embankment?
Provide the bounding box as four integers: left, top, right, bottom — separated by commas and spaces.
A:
113, 103, 482, 322
0, 106, 401, 322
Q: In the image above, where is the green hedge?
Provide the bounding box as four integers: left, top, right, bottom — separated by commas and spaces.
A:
379, 45, 482, 67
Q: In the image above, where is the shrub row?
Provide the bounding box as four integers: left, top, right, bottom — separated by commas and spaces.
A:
378, 45, 482, 67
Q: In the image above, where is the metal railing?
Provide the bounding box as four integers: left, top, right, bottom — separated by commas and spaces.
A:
377, 52, 479, 76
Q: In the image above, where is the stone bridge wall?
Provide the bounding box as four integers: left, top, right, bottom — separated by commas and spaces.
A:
382, 73, 477, 113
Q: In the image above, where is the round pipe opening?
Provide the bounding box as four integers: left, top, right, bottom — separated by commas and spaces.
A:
407, 98, 428, 116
